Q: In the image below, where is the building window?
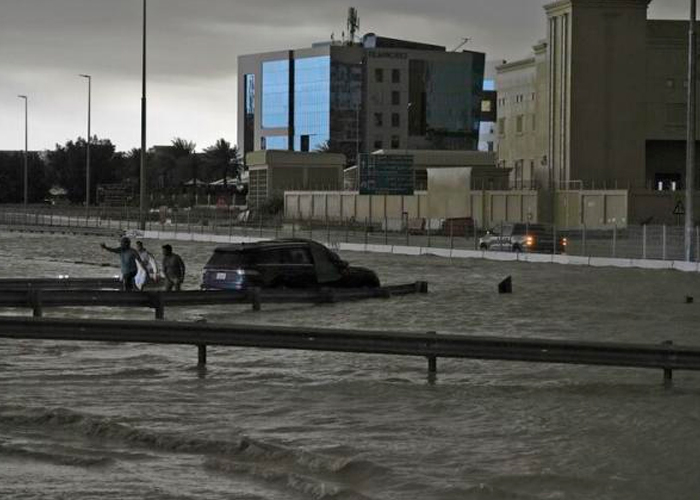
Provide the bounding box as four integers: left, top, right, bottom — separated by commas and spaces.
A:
516, 114, 524, 134
391, 113, 400, 127
391, 135, 400, 148
374, 138, 383, 150
531, 93, 536, 101
374, 112, 383, 127
498, 118, 506, 136
261, 59, 290, 128
391, 91, 400, 106
481, 100, 492, 113
293, 55, 331, 151
392, 69, 400, 84
375, 68, 384, 83
263, 136, 288, 150
531, 114, 536, 131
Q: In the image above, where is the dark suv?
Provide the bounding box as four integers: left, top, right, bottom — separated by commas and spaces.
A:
479, 223, 567, 253
201, 239, 381, 290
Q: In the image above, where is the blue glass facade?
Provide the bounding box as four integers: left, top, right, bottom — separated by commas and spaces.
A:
262, 60, 290, 128
293, 56, 330, 151
263, 136, 288, 150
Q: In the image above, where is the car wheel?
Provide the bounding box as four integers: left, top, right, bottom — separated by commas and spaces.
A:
479, 243, 488, 250
512, 244, 522, 253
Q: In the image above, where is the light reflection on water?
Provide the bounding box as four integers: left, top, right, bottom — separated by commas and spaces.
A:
1, 232, 700, 499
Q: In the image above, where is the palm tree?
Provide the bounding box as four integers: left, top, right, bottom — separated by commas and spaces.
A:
204, 139, 241, 188
170, 138, 197, 185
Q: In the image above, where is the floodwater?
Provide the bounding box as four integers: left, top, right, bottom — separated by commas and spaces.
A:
1, 231, 700, 500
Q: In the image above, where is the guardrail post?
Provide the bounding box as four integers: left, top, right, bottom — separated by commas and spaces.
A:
198, 344, 207, 366
149, 292, 165, 320
662, 340, 673, 387
427, 331, 438, 380
29, 289, 42, 318
251, 288, 261, 311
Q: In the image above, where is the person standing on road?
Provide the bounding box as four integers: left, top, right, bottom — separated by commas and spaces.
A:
161, 244, 186, 291
100, 237, 143, 291
134, 240, 159, 290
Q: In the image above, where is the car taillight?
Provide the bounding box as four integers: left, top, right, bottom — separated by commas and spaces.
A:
562, 238, 568, 246
525, 236, 534, 246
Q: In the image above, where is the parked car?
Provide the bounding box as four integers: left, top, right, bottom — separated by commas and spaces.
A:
478, 223, 567, 253
201, 239, 381, 290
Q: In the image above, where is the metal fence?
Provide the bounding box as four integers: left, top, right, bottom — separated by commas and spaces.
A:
1, 205, 699, 262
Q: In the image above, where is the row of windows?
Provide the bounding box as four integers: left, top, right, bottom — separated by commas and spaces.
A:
497, 114, 536, 136
373, 112, 402, 128
497, 93, 536, 106
374, 68, 401, 84
372, 136, 401, 150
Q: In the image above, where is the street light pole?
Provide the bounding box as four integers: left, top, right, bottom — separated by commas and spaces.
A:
686, 0, 697, 262
18, 95, 28, 206
139, 0, 148, 230
79, 74, 92, 217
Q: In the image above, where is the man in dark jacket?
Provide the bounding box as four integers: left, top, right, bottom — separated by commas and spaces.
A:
161, 244, 186, 291
100, 237, 143, 291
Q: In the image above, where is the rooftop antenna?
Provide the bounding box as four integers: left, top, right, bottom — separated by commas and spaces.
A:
451, 37, 471, 51
347, 7, 360, 44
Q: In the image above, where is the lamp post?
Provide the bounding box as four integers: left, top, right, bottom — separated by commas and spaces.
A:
686, 0, 697, 261
17, 95, 28, 206
79, 74, 92, 217
139, 0, 148, 230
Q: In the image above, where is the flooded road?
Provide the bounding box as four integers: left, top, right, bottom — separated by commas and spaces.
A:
1, 232, 700, 499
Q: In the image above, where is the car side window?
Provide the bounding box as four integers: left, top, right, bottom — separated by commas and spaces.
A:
284, 248, 312, 265
256, 249, 284, 265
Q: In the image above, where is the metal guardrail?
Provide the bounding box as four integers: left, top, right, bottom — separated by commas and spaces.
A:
0, 277, 122, 291
0, 282, 429, 319
0, 316, 694, 384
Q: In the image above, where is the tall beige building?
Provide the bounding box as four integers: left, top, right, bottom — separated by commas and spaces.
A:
498, 0, 700, 191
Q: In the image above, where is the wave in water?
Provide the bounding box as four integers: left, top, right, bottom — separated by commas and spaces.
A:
0, 405, 390, 498
0, 443, 114, 468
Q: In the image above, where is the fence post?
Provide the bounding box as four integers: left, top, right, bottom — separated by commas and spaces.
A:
292, 219, 296, 238
364, 217, 368, 246
449, 220, 454, 250
662, 224, 667, 261
696, 226, 699, 262
612, 224, 617, 258
474, 220, 478, 250
553, 223, 557, 255
427, 219, 431, 248
327, 218, 331, 244
642, 224, 647, 260
345, 218, 350, 244
582, 224, 587, 256
384, 216, 388, 246
259, 213, 264, 238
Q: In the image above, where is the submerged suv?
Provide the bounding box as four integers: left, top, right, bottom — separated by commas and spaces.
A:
479, 223, 567, 254
201, 239, 381, 290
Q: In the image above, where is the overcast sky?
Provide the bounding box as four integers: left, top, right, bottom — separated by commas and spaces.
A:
0, 0, 690, 152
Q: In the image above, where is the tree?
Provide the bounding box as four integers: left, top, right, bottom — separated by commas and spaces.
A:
46, 137, 122, 204
0, 151, 50, 203
203, 139, 241, 188
170, 138, 198, 186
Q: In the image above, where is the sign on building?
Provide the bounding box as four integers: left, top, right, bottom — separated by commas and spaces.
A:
359, 154, 414, 195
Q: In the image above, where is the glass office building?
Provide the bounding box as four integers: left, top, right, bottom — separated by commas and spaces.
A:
238, 35, 485, 163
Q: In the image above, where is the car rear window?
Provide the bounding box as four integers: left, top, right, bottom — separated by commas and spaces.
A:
205, 251, 253, 268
